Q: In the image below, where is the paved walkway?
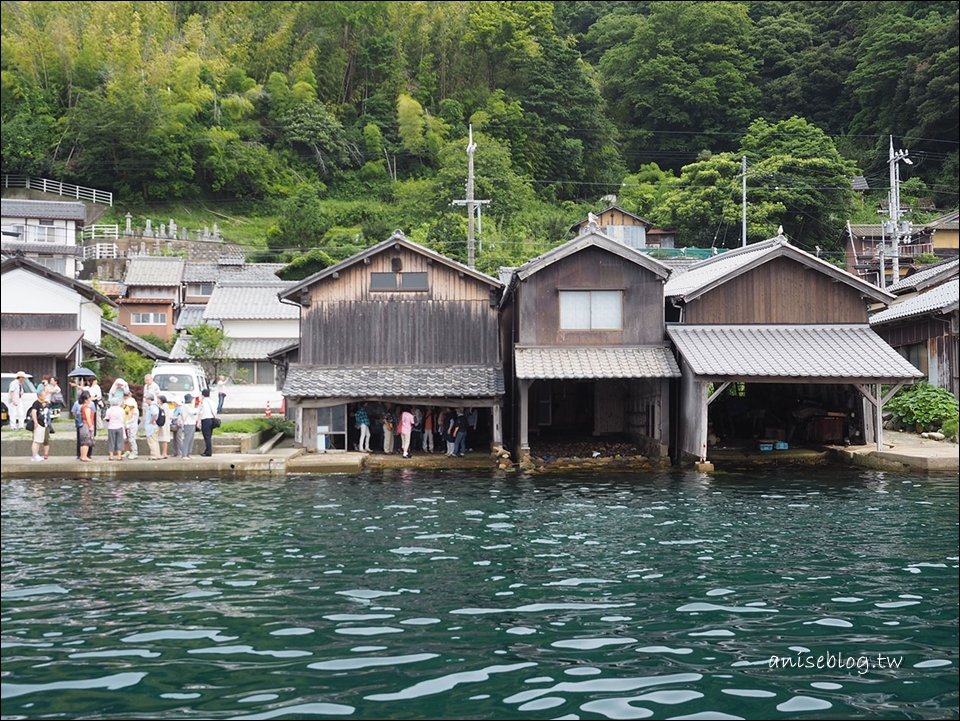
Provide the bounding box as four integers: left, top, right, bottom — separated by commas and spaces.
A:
2, 431, 955, 478
827, 430, 958, 472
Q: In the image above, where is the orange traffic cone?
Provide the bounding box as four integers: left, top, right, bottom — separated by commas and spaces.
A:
265, 400, 272, 418
280, 397, 286, 415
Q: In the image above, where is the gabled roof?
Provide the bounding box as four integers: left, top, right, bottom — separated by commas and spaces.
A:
279, 230, 501, 303
124, 256, 185, 286
499, 226, 671, 310
1, 255, 116, 306
664, 236, 894, 304
886, 258, 959, 294
1, 198, 87, 221
516, 226, 670, 283
870, 281, 959, 325
204, 281, 299, 321
100, 319, 170, 360
569, 206, 653, 232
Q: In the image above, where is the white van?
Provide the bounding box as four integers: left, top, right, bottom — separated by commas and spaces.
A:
150, 362, 209, 407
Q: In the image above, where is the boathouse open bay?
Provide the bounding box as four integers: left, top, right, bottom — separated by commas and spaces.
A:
1, 471, 957, 720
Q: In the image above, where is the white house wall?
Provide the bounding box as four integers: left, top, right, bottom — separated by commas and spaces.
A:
222, 319, 299, 339
2, 268, 103, 343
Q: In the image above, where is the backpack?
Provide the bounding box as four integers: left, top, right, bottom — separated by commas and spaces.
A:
25, 416, 35, 431
155, 404, 166, 427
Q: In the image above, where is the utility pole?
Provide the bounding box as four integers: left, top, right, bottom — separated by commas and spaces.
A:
741, 155, 747, 247
887, 135, 913, 288
452, 125, 490, 269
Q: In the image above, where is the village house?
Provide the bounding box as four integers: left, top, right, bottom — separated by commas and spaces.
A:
1, 255, 116, 381
499, 222, 680, 462
119, 256, 185, 342
665, 235, 924, 464
870, 258, 959, 401
1, 198, 86, 278
277, 230, 504, 453
568, 205, 654, 250
170, 278, 297, 411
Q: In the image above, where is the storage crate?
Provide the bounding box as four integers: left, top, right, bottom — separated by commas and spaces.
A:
775, 441, 789, 450
759, 442, 774, 452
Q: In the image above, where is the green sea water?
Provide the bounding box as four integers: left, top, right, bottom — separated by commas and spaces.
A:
1, 468, 957, 720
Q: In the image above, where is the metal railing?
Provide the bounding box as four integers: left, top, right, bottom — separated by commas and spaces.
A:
83, 243, 118, 259
2, 175, 113, 206
80, 224, 119, 240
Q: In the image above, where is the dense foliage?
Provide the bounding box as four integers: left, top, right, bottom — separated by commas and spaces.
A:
886, 382, 960, 431
2, 1, 957, 271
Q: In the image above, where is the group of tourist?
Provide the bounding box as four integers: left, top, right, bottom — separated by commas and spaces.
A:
13, 371, 219, 463
353, 403, 478, 458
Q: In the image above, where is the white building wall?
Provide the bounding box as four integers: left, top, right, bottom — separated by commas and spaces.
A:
222, 319, 299, 339
1, 267, 102, 343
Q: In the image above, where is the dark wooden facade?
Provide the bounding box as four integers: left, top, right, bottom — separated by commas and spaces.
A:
280, 233, 505, 453
515, 245, 666, 347
504, 231, 675, 461
875, 313, 960, 401
682, 256, 869, 325
298, 244, 500, 366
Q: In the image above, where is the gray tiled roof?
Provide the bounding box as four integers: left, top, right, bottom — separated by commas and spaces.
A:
170, 335, 293, 361
515, 346, 680, 379
183, 262, 286, 283
885, 259, 958, 294
175, 304, 208, 330
282, 364, 505, 398
183, 262, 218, 283
1, 198, 87, 221
124, 256, 185, 286
667, 325, 923, 381
1, 242, 81, 256
870, 282, 959, 325
204, 282, 299, 320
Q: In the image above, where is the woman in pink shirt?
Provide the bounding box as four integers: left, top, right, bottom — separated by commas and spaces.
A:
399, 407, 415, 459
104, 397, 127, 460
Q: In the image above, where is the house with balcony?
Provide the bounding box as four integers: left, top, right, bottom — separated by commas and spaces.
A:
1, 255, 116, 381
0, 199, 86, 278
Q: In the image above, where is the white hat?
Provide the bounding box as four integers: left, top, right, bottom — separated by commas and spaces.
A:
16, 371, 26, 378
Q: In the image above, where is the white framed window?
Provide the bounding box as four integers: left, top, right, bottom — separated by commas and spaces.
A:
559, 290, 622, 330
31, 256, 66, 274
131, 312, 168, 325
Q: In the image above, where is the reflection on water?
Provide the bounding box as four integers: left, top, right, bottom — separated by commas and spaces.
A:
1, 469, 957, 720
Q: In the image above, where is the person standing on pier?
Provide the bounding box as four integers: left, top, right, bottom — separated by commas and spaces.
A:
399, 407, 415, 459
199, 387, 217, 457
78, 392, 96, 462
381, 404, 396, 455
122, 393, 139, 459
8, 371, 27, 430
143, 394, 162, 460
216, 374, 229, 414
105, 397, 126, 461
28, 393, 48, 462
355, 402, 371, 453
178, 393, 199, 459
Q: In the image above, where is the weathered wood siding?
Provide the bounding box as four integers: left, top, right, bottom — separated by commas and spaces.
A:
1, 313, 76, 330
875, 311, 959, 400
598, 209, 646, 227
684, 257, 868, 324
517, 246, 666, 346
300, 246, 500, 366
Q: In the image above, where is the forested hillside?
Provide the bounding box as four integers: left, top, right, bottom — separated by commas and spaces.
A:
2, 1, 957, 272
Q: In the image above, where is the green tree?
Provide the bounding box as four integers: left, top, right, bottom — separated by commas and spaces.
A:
599, 1, 759, 169
183, 323, 234, 379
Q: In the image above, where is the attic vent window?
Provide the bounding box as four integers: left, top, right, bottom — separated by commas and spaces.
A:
370, 271, 429, 292
391, 257, 403, 272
